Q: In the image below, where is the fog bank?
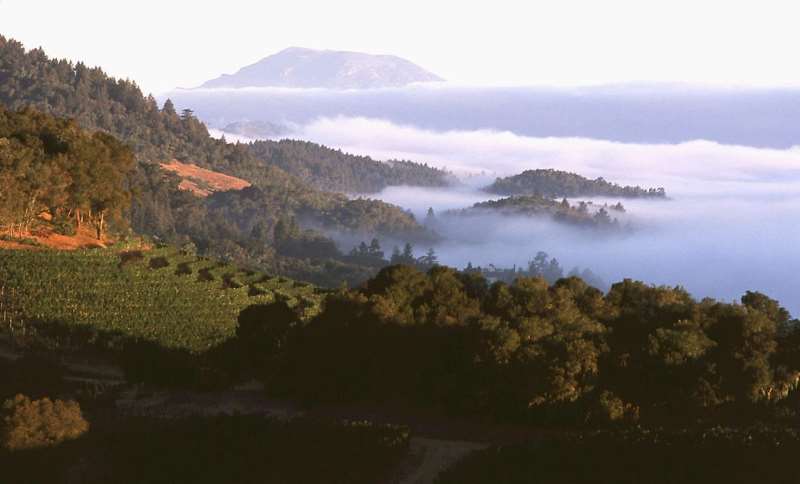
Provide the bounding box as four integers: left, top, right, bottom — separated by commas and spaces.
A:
169, 83, 800, 148
306, 118, 800, 315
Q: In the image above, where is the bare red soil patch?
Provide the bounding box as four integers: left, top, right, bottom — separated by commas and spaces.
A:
0, 224, 109, 251
0, 214, 151, 251
160, 160, 251, 197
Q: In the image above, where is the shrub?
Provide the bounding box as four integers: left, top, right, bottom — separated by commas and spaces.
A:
51, 214, 76, 236
595, 391, 640, 423
1, 394, 89, 450
118, 250, 145, 268
148, 256, 170, 269
180, 241, 198, 256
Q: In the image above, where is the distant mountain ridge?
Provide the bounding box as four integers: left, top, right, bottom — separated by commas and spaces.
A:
199, 47, 443, 89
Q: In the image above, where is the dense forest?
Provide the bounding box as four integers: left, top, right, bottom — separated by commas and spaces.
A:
446, 194, 626, 230
246, 139, 450, 193
487, 168, 667, 198
0, 35, 451, 285
0, 106, 433, 285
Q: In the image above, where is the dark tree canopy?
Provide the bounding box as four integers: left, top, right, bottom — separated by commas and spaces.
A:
239, 266, 800, 425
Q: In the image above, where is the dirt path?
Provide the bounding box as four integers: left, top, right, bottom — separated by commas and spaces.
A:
396, 437, 488, 484
113, 387, 498, 484
115, 386, 298, 420
0, 339, 125, 382
114, 388, 488, 484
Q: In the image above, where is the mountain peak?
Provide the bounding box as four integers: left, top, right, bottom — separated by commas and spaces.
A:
199, 47, 444, 90
277, 46, 315, 55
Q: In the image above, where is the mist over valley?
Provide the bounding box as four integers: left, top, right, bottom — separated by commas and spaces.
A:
198, 105, 800, 315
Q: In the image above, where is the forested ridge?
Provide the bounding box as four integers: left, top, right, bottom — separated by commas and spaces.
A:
0, 33, 444, 285
447, 194, 627, 230
246, 139, 450, 193
0, 106, 434, 285
487, 168, 667, 198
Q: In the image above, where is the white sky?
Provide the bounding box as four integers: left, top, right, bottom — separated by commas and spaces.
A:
1, 0, 799, 95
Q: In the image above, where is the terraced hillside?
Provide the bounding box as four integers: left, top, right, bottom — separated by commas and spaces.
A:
0, 247, 324, 354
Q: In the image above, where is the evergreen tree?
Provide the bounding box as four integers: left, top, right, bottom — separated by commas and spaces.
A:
418, 247, 438, 268
368, 238, 384, 259
162, 99, 177, 116
424, 207, 437, 226
390, 246, 402, 265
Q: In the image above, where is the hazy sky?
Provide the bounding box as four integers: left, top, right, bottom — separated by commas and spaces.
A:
2, 0, 799, 94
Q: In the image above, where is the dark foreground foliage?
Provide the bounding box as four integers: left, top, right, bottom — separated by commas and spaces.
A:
435, 426, 800, 484
0, 414, 409, 484
239, 264, 800, 426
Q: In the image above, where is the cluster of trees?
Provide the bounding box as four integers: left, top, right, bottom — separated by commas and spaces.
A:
345, 240, 440, 272
0, 108, 133, 239
486, 168, 667, 198
388, 243, 438, 270
345, 239, 386, 267
1, 394, 89, 451
237, 265, 800, 425
450, 195, 625, 231
465, 251, 606, 288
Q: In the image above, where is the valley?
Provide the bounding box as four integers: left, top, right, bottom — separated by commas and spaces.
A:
2, 10, 800, 483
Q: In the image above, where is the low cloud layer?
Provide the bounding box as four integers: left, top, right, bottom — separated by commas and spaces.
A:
171, 84, 800, 148
280, 117, 800, 315
292, 116, 800, 188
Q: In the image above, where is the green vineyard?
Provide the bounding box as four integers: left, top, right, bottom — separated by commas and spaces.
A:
0, 247, 324, 353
